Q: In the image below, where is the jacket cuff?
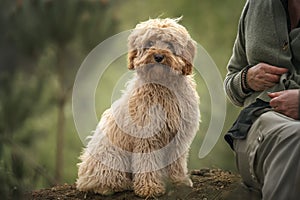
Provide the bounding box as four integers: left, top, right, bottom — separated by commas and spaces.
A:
232, 69, 253, 99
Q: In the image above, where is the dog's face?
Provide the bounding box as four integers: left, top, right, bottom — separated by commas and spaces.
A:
127, 18, 197, 80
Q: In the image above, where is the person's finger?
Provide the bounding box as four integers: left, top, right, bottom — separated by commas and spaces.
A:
264, 65, 288, 75
263, 81, 276, 88
269, 97, 280, 109
268, 91, 284, 98
265, 73, 281, 83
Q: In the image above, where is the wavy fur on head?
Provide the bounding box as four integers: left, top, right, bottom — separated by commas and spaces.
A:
76, 18, 200, 198
128, 17, 197, 75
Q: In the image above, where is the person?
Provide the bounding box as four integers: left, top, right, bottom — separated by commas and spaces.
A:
224, 0, 300, 199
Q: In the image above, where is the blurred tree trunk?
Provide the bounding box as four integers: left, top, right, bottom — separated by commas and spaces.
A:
54, 45, 69, 183
55, 93, 66, 183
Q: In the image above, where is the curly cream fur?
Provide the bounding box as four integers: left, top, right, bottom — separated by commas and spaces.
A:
76, 18, 200, 198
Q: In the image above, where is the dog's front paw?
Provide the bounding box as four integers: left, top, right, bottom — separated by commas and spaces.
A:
180, 177, 193, 187
134, 181, 165, 198
169, 176, 193, 188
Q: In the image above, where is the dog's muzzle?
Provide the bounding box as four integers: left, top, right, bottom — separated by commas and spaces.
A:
154, 54, 164, 63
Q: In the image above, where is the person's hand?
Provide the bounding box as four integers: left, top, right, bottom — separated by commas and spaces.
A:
268, 90, 299, 120
247, 63, 288, 91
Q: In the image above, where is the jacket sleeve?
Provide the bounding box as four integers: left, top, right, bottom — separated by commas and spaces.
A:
224, 1, 251, 107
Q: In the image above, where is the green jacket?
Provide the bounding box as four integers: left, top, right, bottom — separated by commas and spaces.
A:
224, 0, 300, 107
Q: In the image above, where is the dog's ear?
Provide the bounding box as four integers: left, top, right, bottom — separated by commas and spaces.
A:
181, 39, 196, 75
128, 50, 137, 70
182, 58, 193, 75
187, 39, 197, 62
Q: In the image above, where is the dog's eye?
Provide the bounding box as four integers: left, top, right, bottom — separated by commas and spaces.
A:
145, 40, 154, 48
166, 42, 175, 53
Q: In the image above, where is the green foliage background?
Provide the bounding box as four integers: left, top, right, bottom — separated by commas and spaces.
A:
0, 0, 245, 198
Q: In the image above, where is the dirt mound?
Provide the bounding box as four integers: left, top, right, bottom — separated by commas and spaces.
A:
28, 168, 261, 200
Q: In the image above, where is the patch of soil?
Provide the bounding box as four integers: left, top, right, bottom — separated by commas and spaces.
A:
28, 169, 261, 200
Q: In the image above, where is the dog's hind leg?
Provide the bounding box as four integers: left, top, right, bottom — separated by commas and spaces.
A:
76, 140, 132, 195
76, 111, 132, 195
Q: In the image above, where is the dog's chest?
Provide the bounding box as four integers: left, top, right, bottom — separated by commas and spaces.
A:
128, 83, 180, 135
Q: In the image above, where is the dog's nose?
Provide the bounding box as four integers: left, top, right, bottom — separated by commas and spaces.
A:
154, 54, 164, 63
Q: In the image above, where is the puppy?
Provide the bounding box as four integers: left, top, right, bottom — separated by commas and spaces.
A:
76, 18, 200, 198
